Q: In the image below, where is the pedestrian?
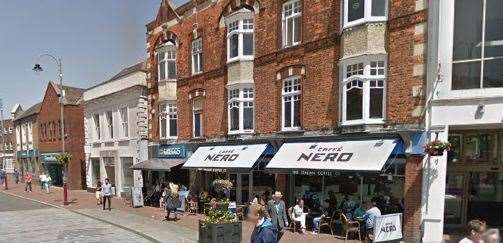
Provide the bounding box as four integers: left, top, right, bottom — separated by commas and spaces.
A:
483, 228, 501, 243
459, 219, 486, 243
45, 175, 51, 193
95, 180, 102, 205
39, 172, 47, 191
248, 203, 278, 243
24, 172, 32, 192
0, 169, 5, 186
101, 178, 112, 210
363, 198, 382, 240
266, 191, 288, 240
14, 169, 19, 184
164, 182, 180, 221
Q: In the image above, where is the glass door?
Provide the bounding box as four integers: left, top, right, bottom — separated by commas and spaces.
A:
444, 173, 467, 226
467, 172, 503, 226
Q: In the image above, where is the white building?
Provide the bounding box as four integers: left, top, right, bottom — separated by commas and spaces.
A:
424, 0, 503, 241
83, 62, 148, 197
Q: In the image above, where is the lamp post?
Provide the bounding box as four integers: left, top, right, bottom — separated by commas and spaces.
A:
33, 54, 68, 205
0, 98, 7, 190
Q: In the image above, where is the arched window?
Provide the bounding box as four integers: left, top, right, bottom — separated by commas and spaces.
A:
156, 41, 177, 81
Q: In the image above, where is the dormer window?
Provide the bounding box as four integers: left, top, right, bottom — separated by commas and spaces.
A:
226, 9, 255, 63
343, 0, 387, 29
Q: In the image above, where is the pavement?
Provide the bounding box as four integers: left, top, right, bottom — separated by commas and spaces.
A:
0, 178, 364, 243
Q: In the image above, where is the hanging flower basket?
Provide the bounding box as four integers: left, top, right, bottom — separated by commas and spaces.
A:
424, 140, 451, 156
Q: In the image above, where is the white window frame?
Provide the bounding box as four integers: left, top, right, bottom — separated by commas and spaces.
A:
282, 0, 302, 48
281, 76, 302, 131
159, 102, 178, 139
191, 38, 203, 75
340, 56, 387, 126
343, 0, 388, 29
156, 42, 177, 81
435, 0, 503, 100
119, 107, 129, 138
106, 111, 114, 139
93, 114, 101, 141
227, 84, 255, 134
226, 10, 255, 63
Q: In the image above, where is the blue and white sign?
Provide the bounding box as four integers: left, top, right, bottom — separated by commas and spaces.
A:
41, 153, 60, 163
158, 144, 186, 159
374, 213, 403, 242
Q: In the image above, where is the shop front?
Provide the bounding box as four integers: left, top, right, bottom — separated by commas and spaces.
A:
445, 130, 503, 228
17, 149, 39, 176
266, 138, 406, 216
182, 143, 275, 205
40, 152, 63, 186
134, 144, 190, 206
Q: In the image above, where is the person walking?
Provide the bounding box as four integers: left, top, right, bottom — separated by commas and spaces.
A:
45, 175, 51, 193
24, 172, 32, 192
95, 180, 102, 205
363, 198, 382, 240
101, 178, 112, 210
248, 203, 278, 243
39, 172, 47, 191
0, 169, 5, 186
459, 219, 486, 243
14, 169, 19, 184
164, 182, 180, 221
266, 191, 288, 239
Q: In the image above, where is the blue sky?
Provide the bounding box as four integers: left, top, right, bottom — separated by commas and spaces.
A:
0, 0, 186, 118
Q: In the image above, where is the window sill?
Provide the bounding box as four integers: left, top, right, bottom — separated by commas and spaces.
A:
158, 79, 177, 83
189, 137, 206, 142
160, 137, 178, 141
341, 119, 385, 126
191, 71, 203, 77
281, 42, 301, 50
227, 56, 255, 65
227, 130, 254, 135
277, 128, 304, 135
343, 18, 387, 30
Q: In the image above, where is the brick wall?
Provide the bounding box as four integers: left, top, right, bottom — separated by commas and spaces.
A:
38, 84, 85, 190
403, 155, 423, 242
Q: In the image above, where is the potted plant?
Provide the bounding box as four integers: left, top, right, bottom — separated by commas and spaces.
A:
198, 180, 242, 243
424, 140, 451, 156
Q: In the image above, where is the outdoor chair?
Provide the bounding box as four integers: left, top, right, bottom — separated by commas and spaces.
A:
318, 210, 337, 235
287, 207, 302, 233
340, 213, 361, 241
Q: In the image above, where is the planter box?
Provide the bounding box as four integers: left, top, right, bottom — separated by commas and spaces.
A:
198, 220, 242, 243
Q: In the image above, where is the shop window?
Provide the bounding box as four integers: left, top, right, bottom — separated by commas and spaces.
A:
191, 38, 203, 75
452, 0, 503, 90
160, 103, 177, 139
157, 42, 177, 81
282, 76, 301, 131
344, 0, 388, 28
282, 0, 302, 48
342, 58, 386, 125
121, 157, 134, 189
448, 134, 462, 163
228, 86, 255, 134
226, 14, 254, 62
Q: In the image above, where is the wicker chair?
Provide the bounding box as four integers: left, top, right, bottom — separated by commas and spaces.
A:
340, 213, 361, 241
187, 200, 198, 215
318, 210, 337, 235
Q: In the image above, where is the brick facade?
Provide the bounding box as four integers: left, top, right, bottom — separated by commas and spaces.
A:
38, 83, 85, 190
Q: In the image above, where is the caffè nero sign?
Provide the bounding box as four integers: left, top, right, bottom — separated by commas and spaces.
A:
266, 139, 398, 172
183, 144, 268, 169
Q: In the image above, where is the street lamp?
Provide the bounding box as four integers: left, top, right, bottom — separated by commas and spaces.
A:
0, 98, 7, 190
33, 54, 68, 205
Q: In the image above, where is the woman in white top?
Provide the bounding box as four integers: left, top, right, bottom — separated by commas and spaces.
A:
292, 198, 307, 233
459, 219, 486, 243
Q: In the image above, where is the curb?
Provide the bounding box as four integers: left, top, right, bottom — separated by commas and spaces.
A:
0, 190, 162, 243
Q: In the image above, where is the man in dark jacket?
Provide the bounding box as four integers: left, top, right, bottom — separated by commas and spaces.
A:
248, 203, 277, 243
266, 191, 288, 237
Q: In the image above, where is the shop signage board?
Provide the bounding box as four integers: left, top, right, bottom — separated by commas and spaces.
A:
158, 144, 186, 159
182, 144, 268, 169
374, 213, 403, 242
41, 153, 60, 163
266, 139, 397, 172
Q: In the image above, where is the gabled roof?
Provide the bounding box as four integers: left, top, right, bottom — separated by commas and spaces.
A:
13, 102, 41, 121
86, 61, 146, 91
50, 82, 85, 105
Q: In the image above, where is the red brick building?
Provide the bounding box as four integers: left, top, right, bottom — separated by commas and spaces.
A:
146, 0, 427, 241
38, 82, 86, 190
